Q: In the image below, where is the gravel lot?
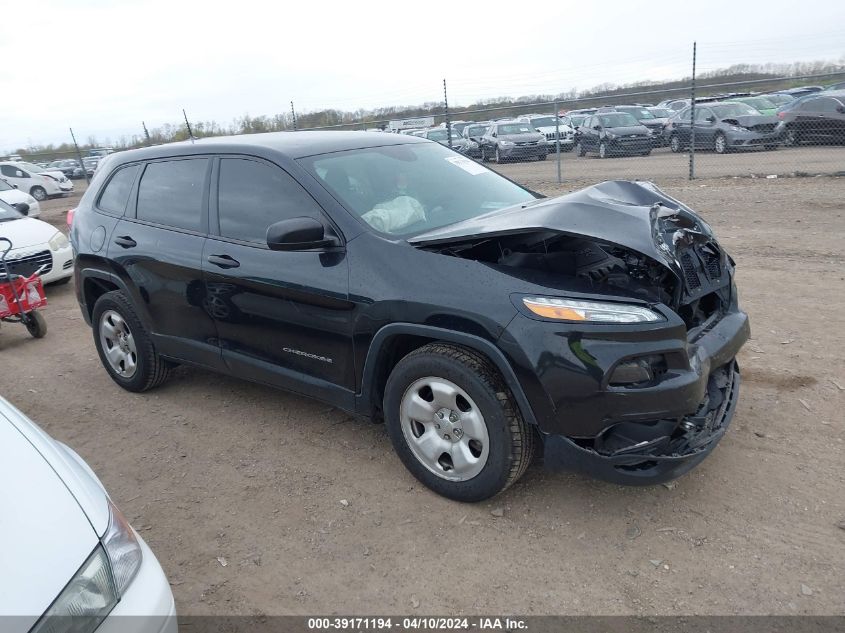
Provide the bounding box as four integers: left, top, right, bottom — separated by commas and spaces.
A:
2, 170, 844, 617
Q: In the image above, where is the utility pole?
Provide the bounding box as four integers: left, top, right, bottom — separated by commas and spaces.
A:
69, 127, 90, 185
689, 41, 697, 180
443, 79, 452, 148
554, 101, 561, 184
291, 101, 298, 131
142, 121, 151, 145
183, 109, 194, 143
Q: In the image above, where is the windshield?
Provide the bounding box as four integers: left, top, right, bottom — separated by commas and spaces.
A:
16, 162, 44, 173
648, 108, 671, 118
739, 97, 775, 111
596, 113, 640, 127
426, 129, 460, 141
711, 103, 760, 117
765, 93, 794, 105
300, 143, 536, 237
465, 125, 488, 137
618, 107, 654, 119
0, 198, 23, 221
497, 123, 533, 135
528, 116, 561, 128
568, 115, 588, 127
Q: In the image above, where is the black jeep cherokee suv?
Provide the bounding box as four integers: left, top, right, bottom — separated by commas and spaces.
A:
71, 132, 749, 502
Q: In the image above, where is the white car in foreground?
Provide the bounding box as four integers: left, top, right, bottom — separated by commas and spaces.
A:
0, 177, 40, 217
0, 161, 73, 201
0, 397, 177, 633
0, 199, 73, 284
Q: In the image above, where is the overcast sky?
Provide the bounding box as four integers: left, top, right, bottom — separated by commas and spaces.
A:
2, 0, 843, 151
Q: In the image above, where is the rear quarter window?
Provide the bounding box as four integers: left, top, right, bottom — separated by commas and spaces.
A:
96, 164, 140, 215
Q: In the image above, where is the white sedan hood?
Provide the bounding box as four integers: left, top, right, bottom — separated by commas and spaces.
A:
0, 399, 107, 628
0, 217, 57, 250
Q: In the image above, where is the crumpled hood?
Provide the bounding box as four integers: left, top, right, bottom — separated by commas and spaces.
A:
409, 180, 717, 279
721, 114, 778, 128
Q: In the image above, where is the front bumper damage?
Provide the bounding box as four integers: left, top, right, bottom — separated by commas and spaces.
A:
543, 361, 740, 485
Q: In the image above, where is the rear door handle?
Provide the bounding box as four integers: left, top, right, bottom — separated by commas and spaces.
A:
114, 235, 136, 248
207, 254, 240, 269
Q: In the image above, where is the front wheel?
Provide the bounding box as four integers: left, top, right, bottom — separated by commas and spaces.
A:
30, 186, 47, 201
598, 142, 608, 158
384, 343, 534, 502
714, 132, 728, 154
670, 134, 682, 153
92, 290, 172, 392
577, 142, 586, 157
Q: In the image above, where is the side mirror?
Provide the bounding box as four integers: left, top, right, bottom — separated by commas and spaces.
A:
266, 216, 339, 251
706, 116, 716, 123
492, 132, 497, 137
837, 105, 845, 113
12, 184, 18, 189
13, 202, 30, 215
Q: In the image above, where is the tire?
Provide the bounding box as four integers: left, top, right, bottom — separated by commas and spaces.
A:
598, 142, 608, 159
577, 142, 586, 157
641, 149, 652, 156
25, 311, 47, 338
384, 343, 534, 502
480, 148, 488, 162
784, 129, 799, 147
714, 132, 728, 154
495, 147, 503, 164
537, 153, 547, 161
30, 186, 47, 201
92, 290, 172, 392
669, 134, 682, 153
763, 144, 778, 151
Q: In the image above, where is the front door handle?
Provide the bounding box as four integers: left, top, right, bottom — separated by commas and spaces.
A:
114, 235, 136, 248
207, 254, 240, 269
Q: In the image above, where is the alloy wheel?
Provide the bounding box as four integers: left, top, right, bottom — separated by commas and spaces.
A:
99, 310, 138, 378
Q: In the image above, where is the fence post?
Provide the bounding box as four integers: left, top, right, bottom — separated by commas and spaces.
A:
689, 41, 697, 180
291, 101, 298, 131
443, 79, 452, 148
182, 109, 194, 143
554, 102, 562, 184
68, 127, 90, 185
142, 121, 151, 145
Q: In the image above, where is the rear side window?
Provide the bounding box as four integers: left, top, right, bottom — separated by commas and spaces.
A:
217, 158, 322, 244
97, 165, 139, 215
136, 159, 208, 231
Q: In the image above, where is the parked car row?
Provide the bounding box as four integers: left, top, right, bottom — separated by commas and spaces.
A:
0, 162, 73, 200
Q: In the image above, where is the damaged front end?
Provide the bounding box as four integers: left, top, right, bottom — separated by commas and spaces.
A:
411, 180, 749, 484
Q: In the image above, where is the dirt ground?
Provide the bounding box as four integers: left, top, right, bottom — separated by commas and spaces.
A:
1, 173, 844, 616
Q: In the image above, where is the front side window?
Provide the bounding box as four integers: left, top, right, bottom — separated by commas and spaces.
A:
1, 165, 27, 178
98, 164, 140, 215
136, 159, 208, 231
301, 142, 535, 236
217, 158, 323, 244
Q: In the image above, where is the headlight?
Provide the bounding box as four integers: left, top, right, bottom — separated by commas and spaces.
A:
728, 125, 745, 132
467, 141, 478, 148
537, 138, 547, 144
102, 499, 143, 595
604, 133, 617, 140
499, 140, 514, 147
49, 232, 69, 251
522, 297, 664, 323
30, 546, 118, 633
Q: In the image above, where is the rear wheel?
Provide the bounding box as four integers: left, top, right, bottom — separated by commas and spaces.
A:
92, 290, 172, 392
30, 186, 47, 201
384, 343, 534, 502
25, 311, 47, 338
